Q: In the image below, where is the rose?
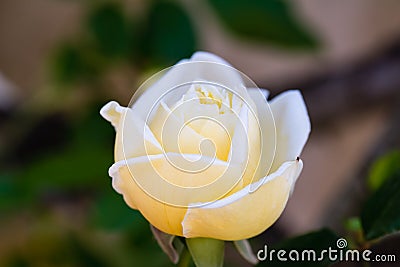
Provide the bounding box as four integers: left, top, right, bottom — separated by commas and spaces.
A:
100, 52, 310, 241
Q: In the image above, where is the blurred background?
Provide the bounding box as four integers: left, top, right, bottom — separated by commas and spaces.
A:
1, 0, 400, 266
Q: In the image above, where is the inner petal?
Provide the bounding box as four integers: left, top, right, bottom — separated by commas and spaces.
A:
172, 84, 243, 161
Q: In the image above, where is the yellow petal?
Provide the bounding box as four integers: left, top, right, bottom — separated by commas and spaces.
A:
109, 161, 186, 235
108, 153, 244, 235
196, 118, 232, 161
181, 160, 303, 241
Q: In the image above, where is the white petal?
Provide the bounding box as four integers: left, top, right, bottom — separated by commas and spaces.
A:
269, 90, 311, 172
247, 87, 269, 99
246, 87, 276, 190
190, 51, 233, 67
100, 101, 125, 129
100, 101, 162, 161
132, 52, 255, 122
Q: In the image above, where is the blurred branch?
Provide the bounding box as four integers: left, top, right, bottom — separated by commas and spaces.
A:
272, 38, 400, 124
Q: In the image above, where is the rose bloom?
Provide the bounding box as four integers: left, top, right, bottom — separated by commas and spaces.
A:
101, 52, 310, 241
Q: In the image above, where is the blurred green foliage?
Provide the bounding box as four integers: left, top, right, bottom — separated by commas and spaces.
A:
208, 0, 318, 49
143, 1, 196, 66
87, 2, 133, 58
0, 108, 113, 211
2, 214, 174, 267
368, 150, 400, 191
52, 43, 97, 85
0, 106, 175, 266
51, 0, 318, 87
362, 150, 400, 241
52, 0, 198, 87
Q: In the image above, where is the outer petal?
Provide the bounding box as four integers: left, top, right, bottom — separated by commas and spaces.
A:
182, 160, 303, 241
190, 51, 233, 66
269, 90, 311, 173
100, 101, 162, 161
109, 160, 186, 234
108, 153, 243, 235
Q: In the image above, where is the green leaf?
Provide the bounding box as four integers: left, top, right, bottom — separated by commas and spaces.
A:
361, 159, 400, 240
208, 0, 318, 49
344, 217, 362, 233
186, 238, 224, 267
367, 150, 400, 191
0, 173, 22, 212
257, 229, 339, 267
143, 1, 196, 66
52, 44, 89, 84
233, 239, 259, 265
87, 2, 133, 58
51, 43, 104, 85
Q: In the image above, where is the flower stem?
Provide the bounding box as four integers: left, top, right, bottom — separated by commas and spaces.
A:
178, 247, 192, 267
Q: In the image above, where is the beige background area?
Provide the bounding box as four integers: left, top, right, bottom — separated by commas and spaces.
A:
1, 0, 400, 236
2, 0, 400, 93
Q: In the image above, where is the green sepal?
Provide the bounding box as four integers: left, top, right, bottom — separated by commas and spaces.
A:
150, 225, 183, 264
186, 238, 224, 267
233, 239, 259, 265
